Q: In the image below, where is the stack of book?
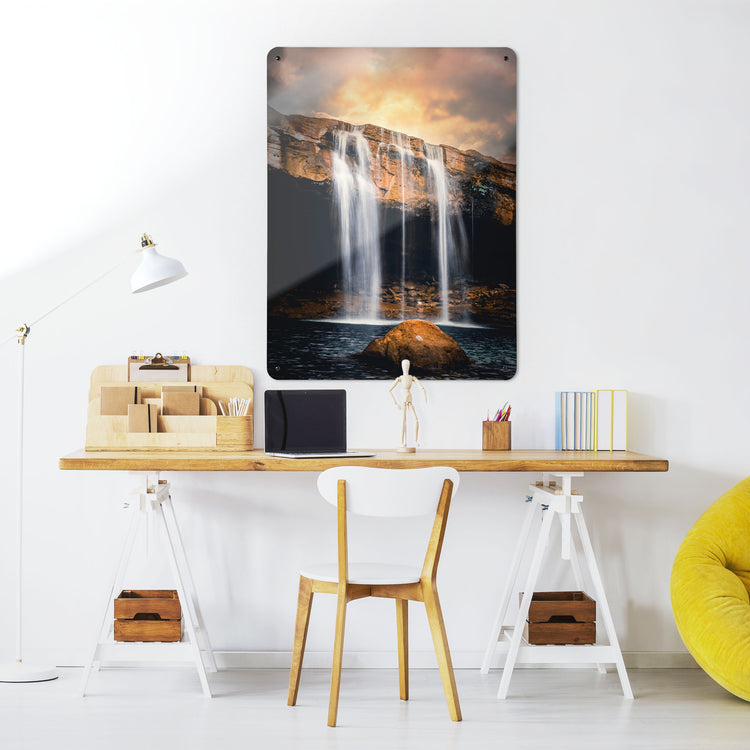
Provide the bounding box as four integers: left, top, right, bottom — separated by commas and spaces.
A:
555, 390, 627, 451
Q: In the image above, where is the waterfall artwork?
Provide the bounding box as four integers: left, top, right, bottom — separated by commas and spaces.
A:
267, 47, 517, 380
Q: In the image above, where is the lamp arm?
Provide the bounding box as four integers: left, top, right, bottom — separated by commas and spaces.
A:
28, 256, 130, 330
1, 255, 129, 347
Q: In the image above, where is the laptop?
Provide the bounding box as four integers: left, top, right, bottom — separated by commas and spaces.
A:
264, 389, 374, 458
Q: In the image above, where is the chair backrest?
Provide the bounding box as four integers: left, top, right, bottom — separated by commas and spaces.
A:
317, 466, 460, 517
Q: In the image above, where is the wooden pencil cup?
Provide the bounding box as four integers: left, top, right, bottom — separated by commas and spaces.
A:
483, 420, 511, 451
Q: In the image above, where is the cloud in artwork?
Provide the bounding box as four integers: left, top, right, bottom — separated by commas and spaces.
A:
268, 47, 516, 162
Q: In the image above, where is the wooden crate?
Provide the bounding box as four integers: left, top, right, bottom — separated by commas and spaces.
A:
114, 590, 181, 642
521, 591, 596, 645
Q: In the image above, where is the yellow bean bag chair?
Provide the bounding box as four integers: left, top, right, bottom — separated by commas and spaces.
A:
671, 476, 750, 700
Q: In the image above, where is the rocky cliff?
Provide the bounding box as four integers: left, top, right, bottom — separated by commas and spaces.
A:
267, 106, 516, 225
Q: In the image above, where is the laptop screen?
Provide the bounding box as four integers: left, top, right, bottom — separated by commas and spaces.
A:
264, 389, 347, 453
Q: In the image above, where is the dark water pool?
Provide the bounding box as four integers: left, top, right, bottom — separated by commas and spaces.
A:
267, 319, 516, 380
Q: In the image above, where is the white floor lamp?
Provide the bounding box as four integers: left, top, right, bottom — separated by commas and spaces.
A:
0, 233, 187, 682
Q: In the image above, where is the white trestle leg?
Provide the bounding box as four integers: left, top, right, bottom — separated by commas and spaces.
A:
161, 495, 218, 674
480, 491, 539, 674
82, 473, 216, 697
481, 473, 633, 699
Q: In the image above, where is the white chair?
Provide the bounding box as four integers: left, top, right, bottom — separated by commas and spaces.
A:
287, 466, 462, 727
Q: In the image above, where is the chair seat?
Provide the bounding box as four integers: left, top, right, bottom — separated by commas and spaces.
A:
300, 562, 422, 585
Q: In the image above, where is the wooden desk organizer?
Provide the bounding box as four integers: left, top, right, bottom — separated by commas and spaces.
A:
85, 365, 253, 451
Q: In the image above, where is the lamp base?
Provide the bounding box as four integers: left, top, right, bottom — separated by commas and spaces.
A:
0, 662, 58, 683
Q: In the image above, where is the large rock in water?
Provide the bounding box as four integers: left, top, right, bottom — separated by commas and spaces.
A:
360, 320, 470, 371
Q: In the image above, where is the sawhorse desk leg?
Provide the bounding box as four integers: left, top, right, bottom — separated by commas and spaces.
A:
82, 473, 217, 697
480, 473, 632, 699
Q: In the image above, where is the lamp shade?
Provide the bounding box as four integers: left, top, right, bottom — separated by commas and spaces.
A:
130, 236, 188, 293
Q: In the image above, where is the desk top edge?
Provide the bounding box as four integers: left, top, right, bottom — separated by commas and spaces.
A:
59, 448, 669, 473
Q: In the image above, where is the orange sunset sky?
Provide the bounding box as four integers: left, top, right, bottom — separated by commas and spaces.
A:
267, 47, 516, 163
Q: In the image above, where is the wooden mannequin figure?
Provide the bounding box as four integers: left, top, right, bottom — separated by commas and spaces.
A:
388, 359, 427, 453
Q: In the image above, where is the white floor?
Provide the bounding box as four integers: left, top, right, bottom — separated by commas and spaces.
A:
1, 667, 749, 749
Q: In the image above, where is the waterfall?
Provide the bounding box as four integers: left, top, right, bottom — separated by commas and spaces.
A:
331, 128, 466, 325
390, 131, 413, 320
332, 127, 382, 321
423, 142, 466, 324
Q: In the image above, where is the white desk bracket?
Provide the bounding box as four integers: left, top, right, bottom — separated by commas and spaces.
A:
480, 472, 632, 700
81, 473, 217, 697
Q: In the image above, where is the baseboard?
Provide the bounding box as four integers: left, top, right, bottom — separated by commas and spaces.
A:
20, 648, 698, 670
213, 650, 699, 670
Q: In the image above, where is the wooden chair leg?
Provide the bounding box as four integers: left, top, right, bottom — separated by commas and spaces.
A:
288, 576, 314, 706
396, 599, 409, 701
423, 585, 461, 721
328, 585, 348, 727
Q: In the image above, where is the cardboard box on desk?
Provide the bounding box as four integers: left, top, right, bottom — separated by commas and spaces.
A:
161, 384, 204, 397
162, 391, 201, 416
128, 403, 157, 433
100, 385, 141, 415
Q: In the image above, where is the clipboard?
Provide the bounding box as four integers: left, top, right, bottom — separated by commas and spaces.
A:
128, 353, 190, 382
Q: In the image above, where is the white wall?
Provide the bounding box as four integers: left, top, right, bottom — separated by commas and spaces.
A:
1, 0, 749, 667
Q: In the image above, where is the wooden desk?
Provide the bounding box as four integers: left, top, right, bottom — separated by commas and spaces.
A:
60, 448, 668, 473
60, 448, 667, 699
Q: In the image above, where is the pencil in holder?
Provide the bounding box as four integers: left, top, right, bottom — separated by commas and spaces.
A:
483, 420, 511, 451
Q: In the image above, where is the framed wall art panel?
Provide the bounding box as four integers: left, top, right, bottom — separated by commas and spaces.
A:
267, 47, 516, 379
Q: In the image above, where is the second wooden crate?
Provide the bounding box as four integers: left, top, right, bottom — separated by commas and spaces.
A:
521, 591, 596, 645
114, 590, 182, 642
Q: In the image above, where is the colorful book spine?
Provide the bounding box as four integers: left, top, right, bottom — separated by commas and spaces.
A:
556, 389, 627, 451
595, 389, 628, 451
